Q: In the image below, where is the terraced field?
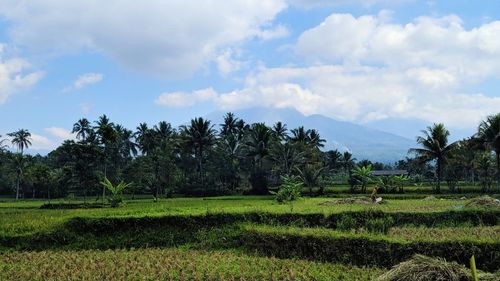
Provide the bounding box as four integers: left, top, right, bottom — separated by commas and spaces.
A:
0, 195, 499, 280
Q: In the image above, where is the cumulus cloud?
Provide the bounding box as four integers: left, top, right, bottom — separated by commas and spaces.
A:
162, 12, 498, 129
288, 0, 411, 9
29, 134, 58, 151
0, 44, 44, 104
296, 13, 500, 79
63, 73, 103, 92
0, 0, 287, 77
216, 50, 242, 76
156, 62, 500, 129
155, 88, 218, 108
44, 127, 76, 140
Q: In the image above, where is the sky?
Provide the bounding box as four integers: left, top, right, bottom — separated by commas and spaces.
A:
0, 0, 499, 152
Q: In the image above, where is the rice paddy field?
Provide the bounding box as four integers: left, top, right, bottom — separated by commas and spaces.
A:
0, 194, 499, 280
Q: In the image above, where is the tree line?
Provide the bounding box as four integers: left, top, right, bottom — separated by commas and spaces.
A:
0, 112, 499, 200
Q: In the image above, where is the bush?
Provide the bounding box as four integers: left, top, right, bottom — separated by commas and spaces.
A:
367, 217, 394, 234
271, 176, 302, 203
336, 215, 358, 231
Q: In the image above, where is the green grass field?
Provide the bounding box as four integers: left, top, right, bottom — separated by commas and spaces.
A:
1, 194, 499, 280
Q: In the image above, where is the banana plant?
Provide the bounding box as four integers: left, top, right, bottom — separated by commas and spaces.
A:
100, 177, 132, 207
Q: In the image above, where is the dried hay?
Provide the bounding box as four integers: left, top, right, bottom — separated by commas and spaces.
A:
377, 255, 470, 281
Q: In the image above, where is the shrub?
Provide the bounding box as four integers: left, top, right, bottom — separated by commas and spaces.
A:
270, 176, 302, 203
367, 217, 394, 234
336, 215, 358, 231
100, 177, 132, 207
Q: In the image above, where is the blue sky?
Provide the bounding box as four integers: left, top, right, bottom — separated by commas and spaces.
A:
0, 0, 499, 151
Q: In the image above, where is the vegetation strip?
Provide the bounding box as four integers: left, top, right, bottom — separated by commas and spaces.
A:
241, 225, 500, 272
0, 248, 383, 281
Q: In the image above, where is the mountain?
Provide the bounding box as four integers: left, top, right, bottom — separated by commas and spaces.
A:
205, 107, 414, 163
364, 118, 476, 142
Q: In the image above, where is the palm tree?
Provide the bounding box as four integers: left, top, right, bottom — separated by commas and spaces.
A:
135, 123, 154, 155
0, 135, 8, 151
7, 129, 32, 200
94, 115, 117, 201
154, 121, 174, 146
116, 126, 138, 158
297, 164, 324, 195
326, 150, 342, 171
307, 129, 325, 149
290, 126, 309, 144
409, 123, 455, 193
72, 118, 92, 141
341, 151, 355, 174
272, 122, 288, 142
220, 112, 238, 138
477, 113, 500, 191
245, 123, 272, 169
181, 117, 216, 185
271, 142, 304, 176
8, 129, 32, 153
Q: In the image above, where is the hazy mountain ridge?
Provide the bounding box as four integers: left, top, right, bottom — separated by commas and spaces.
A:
205, 107, 415, 163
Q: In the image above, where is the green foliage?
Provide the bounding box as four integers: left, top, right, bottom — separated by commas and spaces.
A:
351, 164, 373, 192
336, 214, 357, 231
366, 217, 394, 234
270, 176, 302, 203
100, 177, 132, 207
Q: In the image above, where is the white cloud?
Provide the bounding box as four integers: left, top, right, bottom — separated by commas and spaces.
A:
216, 50, 242, 76
157, 63, 500, 129
256, 25, 290, 40
0, 45, 44, 104
288, 0, 411, 9
0, 0, 287, 77
63, 73, 103, 92
44, 127, 76, 141
296, 13, 500, 79
29, 134, 58, 151
155, 88, 218, 108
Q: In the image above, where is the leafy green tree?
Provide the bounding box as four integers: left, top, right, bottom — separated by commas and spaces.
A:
392, 175, 409, 193
270, 175, 302, 204
475, 153, 495, 192
100, 177, 132, 207
0, 135, 8, 151
271, 142, 304, 177
477, 113, 500, 191
351, 164, 373, 193
297, 164, 324, 195
409, 123, 455, 193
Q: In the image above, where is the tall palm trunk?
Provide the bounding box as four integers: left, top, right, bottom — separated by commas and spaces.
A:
436, 157, 442, 194
15, 171, 20, 201
102, 159, 107, 204
199, 147, 204, 187
496, 152, 500, 192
